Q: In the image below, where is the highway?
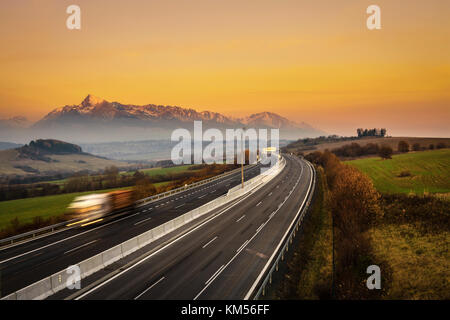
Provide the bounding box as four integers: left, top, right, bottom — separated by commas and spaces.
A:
0, 163, 263, 297
70, 155, 313, 300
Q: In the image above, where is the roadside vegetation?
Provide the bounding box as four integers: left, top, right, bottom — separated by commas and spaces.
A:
271, 149, 449, 299
0, 186, 132, 239
270, 167, 333, 299
283, 131, 450, 160
346, 149, 450, 194
0, 163, 239, 240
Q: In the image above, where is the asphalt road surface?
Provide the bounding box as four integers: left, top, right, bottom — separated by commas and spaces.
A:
0, 163, 263, 297
75, 155, 313, 300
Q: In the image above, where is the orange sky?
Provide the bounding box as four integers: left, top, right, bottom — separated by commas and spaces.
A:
0, 0, 449, 137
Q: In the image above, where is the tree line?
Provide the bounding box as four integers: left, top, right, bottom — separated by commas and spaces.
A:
329, 140, 447, 159
356, 128, 386, 137
0, 162, 242, 202
305, 151, 386, 298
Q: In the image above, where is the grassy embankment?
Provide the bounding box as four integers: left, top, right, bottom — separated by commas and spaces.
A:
269, 167, 333, 299
0, 187, 131, 229
346, 149, 449, 299
43, 164, 196, 185
0, 165, 198, 235
270, 149, 449, 299
346, 149, 450, 195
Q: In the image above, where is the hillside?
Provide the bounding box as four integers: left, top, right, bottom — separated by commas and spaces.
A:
346, 149, 450, 195
286, 136, 450, 156
0, 139, 127, 176
0, 141, 22, 150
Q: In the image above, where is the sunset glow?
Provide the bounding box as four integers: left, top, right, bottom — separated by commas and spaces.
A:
0, 0, 449, 136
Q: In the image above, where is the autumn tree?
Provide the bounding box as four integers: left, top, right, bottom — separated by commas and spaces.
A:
133, 175, 156, 200
412, 143, 421, 151
398, 141, 409, 153
104, 166, 119, 188
378, 145, 393, 159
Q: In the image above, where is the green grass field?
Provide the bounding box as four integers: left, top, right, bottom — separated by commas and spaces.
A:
0, 187, 131, 230
0, 165, 198, 231
43, 164, 197, 185
346, 149, 450, 194
122, 164, 197, 177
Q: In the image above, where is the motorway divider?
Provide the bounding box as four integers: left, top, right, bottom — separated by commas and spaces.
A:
1, 158, 285, 300
0, 164, 257, 248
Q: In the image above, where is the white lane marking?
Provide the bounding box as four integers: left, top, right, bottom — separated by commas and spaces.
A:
0, 212, 141, 265
198, 194, 207, 199
194, 158, 302, 300
256, 201, 262, 207
74, 187, 260, 300
64, 240, 98, 255
236, 240, 249, 253
256, 223, 265, 233
175, 204, 185, 209
134, 277, 165, 300
0, 164, 259, 256
236, 215, 245, 223
134, 217, 152, 226
244, 159, 313, 299
202, 236, 218, 249
205, 265, 225, 286
210, 190, 217, 194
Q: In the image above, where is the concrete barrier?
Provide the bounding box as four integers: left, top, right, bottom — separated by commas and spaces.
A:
1, 158, 285, 300
50, 269, 73, 294
16, 277, 52, 300
102, 244, 123, 267
121, 237, 139, 257
80, 254, 104, 278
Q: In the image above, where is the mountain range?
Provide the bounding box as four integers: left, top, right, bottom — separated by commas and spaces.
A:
1, 95, 326, 143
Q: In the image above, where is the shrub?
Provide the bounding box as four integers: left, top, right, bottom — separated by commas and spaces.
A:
398, 141, 409, 153
398, 170, 411, 177
379, 145, 393, 159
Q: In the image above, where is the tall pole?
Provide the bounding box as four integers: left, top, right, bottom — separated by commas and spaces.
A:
241, 127, 245, 189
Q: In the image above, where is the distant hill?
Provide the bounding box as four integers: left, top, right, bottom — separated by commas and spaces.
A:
0, 141, 22, 151
26, 94, 326, 142
285, 136, 450, 157
0, 139, 128, 176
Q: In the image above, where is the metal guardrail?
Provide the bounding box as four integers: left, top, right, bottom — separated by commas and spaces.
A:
0, 164, 257, 248
246, 159, 317, 299
0, 219, 79, 247
1, 159, 282, 300
135, 164, 255, 206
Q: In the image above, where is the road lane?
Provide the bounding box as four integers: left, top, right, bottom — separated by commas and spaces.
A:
0, 163, 262, 297
77, 155, 313, 300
